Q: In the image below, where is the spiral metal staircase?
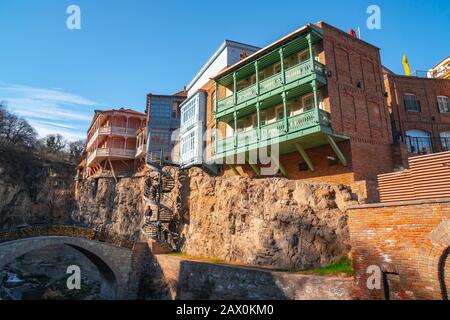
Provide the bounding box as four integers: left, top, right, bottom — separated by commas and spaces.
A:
141, 150, 180, 249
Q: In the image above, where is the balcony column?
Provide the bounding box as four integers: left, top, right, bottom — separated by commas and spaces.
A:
311, 80, 320, 123
307, 32, 314, 71
282, 92, 289, 133
233, 111, 238, 147
214, 81, 219, 113
233, 72, 237, 105
254, 61, 260, 95
279, 48, 286, 84
125, 116, 129, 134
256, 102, 261, 140
214, 119, 219, 157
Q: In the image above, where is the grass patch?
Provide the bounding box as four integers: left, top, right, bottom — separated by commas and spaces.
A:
167, 254, 353, 277
277, 258, 353, 277
167, 253, 226, 264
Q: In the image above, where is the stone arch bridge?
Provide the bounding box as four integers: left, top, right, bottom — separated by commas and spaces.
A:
0, 225, 141, 299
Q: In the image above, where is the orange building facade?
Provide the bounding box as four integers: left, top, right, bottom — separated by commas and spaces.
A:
83, 108, 147, 178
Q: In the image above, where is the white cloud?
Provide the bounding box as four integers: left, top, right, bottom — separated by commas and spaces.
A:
33, 120, 77, 130
0, 83, 102, 141
0, 83, 100, 106
30, 122, 86, 141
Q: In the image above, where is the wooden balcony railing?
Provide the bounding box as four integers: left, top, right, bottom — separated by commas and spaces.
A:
217, 59, 325, 114
87, 126, 139, 149
86, 147, 137, 165
215, 108, 330, 156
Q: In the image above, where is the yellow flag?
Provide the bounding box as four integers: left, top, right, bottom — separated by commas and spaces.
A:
402, 54, 411, 76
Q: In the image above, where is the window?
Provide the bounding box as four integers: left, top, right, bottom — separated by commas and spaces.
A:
288, 99, 302, 116
237, 120, 246, 132
440, 132, 450, 151
172, 102, 179, 119
405, 130, 431, 154
403, 94, 421, 112
285, 54, 298, 68
251, 114, 257, 128
273, 63, 281, 74
437, 96, 450, 113
298, 49, 310, 63
276, 105, 284, 120
302, 94, 314, 111
237, 81, 243, 91
251, 112, 267, 127
258, 71, 265, 81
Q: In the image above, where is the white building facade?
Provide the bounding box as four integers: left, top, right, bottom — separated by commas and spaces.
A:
179, 40, 260, 169
179, 91, 206, 167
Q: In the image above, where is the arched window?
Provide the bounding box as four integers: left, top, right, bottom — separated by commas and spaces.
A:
440, 131, 450, 151
405, 130, 431, 154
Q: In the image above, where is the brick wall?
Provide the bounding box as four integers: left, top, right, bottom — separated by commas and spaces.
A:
385, 74, 450, 138
384, 74, 450, 166
223, 140, 354, 183
348, 199, 450, 300
319, 22, 394, 182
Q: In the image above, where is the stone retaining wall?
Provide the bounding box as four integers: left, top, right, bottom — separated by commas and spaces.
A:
155, 255, 353, 300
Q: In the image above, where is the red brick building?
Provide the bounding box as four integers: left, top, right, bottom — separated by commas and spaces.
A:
384, 69, 450, 168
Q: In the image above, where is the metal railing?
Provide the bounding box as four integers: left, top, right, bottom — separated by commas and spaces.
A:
404, 136, 450, 155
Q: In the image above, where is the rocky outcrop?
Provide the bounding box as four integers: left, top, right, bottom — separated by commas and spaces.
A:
72, 176, 146, 239
73, 166, 360, 269
0, 149, 75, 229
182, 167, 360, 269
72, 166, 184, 241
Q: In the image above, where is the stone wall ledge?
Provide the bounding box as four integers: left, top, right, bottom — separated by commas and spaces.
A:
156, 255, 354, 300
158, 254, 350, 278
348, 197, 450, 210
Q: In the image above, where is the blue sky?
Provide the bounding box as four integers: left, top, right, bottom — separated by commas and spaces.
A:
0, 0, 449, 140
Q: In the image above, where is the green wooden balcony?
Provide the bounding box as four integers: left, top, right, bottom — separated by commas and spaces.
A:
215, 108, 332, 159
216, 59, 325, 116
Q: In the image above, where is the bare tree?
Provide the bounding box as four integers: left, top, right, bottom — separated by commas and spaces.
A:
43, 134, 66, 153
68, 139, 86, 163
0, 101, 6, 129
0, 101, 37, 148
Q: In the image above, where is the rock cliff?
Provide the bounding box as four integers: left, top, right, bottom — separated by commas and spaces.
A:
1, 146, 360, 271
72, 176, 146, 239
182, 167, 359, 269
0, 148, 75, 229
